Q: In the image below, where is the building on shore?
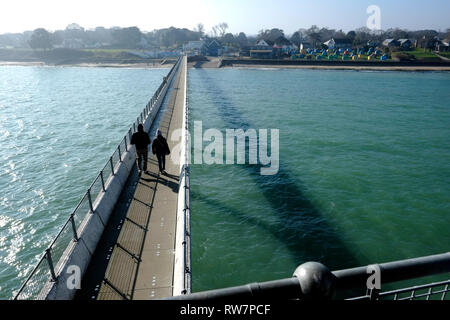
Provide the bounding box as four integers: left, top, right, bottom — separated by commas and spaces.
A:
398, 39, 412, 50
323, 38, 353, 50
382, 39, 400, 48
249, 39, 275, 58
183, 39, 223, 56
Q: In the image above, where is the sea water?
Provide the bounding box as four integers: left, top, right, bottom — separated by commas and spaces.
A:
0, 65, 168, 299
1, 66, 449, 299
188, 68, 450, 293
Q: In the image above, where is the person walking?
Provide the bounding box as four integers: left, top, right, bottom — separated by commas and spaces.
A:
152, 129, 170, 174
131, 124, 150, 176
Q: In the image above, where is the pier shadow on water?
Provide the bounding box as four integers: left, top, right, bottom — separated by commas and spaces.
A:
193, 69, 359, 271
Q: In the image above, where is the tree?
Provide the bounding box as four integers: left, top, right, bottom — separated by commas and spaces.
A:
112, 27, 142, 48
211, 26, 218, 38
195, 23, 205, 37
290, 31, 303, 46
236, 32, 248, 47
217, 22, 229, 37
222, 33, 236, 46
305, 25, 323, 47
28, 28, 52, 50
257, 28, 285, 42
347, 31, 356, 43
154, 27, 201, 48
388, 28, 409, 39
211, 22, 229, 38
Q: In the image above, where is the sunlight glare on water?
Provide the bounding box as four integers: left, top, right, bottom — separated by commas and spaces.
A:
0, 65, 168, 299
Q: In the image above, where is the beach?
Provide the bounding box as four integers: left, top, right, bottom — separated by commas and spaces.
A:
0, 61, 172, 69
188, 57, 450, 71
222, 64, 450, 71
2, 59, 450, 71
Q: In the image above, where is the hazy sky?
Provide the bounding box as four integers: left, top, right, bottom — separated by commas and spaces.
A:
0, 0, 449, 35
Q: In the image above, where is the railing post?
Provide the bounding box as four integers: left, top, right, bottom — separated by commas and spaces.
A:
124, 136, 128, 151
87, 188, 94, 213
118, 145, 122, 162
368, 288, 380, 301
45, 249, 57, 282
110, 156, 114, 175
100, 170, 106, 192
70, 213, 78, 242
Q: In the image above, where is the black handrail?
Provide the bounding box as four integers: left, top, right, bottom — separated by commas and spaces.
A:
166, 252, 450, 300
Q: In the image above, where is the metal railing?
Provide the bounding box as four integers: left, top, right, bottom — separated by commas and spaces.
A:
180, 57, 191, 294
14, 57, 183, 300
173, 56, 191, 296
167, 252, 450, 300
348, 279, 450, 300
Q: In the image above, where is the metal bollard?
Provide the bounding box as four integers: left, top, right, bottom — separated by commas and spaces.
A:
110, 156, 114, 175
100, 170, 105, 192
87, 189, 94, 213
45, 249, 57, 281
70, 213, 78, 242
293, 262, 336, 300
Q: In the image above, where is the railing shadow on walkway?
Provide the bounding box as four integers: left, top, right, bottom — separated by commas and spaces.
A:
76, 57, 184, 300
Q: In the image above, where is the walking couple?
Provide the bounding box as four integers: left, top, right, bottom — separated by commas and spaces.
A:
131, 124, 170, 176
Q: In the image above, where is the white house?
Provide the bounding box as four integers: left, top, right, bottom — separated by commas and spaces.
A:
183, 40, 205, 55
323, 38, 353, 50
256, 39, 273, 47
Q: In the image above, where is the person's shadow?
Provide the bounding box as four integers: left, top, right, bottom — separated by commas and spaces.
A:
158, 172, 180, 193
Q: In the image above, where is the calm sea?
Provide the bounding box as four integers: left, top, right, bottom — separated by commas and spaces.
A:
1, 66, 449, 299
0, 65, 168, 299
188, 68, 450, 293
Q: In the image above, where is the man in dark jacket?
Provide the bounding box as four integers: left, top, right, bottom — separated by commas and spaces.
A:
152, 129, 170, 174
131, 124, 150, 175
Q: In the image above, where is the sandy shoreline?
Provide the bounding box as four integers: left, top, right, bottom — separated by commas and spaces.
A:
222, 64, 450, 72
0, 61, 172, 69
2, 60, 450, 72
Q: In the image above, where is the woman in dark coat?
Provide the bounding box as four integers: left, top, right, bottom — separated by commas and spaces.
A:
152, 129, 170, 174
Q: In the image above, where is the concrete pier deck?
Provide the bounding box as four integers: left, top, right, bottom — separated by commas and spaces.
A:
79, 58, 186, 300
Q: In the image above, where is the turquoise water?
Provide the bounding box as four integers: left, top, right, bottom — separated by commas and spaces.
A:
0, 66, 168, 299
1, 66, 449, 299
188, 68, 450, 293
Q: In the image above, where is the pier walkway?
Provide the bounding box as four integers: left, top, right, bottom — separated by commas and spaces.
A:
78, 58, 187, 300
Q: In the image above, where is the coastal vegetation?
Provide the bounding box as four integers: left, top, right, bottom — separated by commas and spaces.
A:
0, 23, 449, 65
